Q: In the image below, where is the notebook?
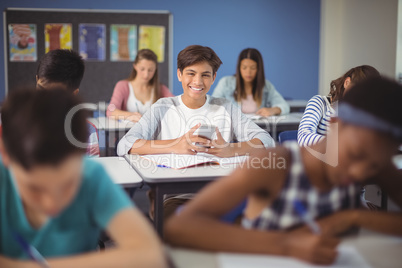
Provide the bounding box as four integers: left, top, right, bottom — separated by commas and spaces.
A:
217, 245, 371, 268
141, 153, 248, 169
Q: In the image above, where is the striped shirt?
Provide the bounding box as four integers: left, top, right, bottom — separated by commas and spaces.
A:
242, 141, 361, 231
297, 95, 335, 146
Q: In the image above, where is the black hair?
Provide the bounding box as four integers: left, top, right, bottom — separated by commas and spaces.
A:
1, 88, 89, 170
342, 76, 402, 130
177, 45, 222, 75
36, 49, 85, 93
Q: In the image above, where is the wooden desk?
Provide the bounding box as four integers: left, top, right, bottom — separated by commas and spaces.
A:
92, 156, 142, 188
124, 154, 238, 236
252, 112, 303, 140
167, 229, 402, 268
88, 117, 135, 156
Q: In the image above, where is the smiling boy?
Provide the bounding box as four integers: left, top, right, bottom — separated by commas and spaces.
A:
117, 45, 274, 157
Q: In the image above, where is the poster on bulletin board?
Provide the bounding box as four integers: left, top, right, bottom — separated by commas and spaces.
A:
45, 23, 72, 53
139, 25, 165, 63
110, 24, 137, 61
79, 23, 106, 61
8, 23, 37, 62
4, 8, 172, 104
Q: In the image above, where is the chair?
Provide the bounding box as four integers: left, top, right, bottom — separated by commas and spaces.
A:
278, 130, 298, 144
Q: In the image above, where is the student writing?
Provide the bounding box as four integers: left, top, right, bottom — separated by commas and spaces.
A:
165, 76, 402, 265
107, 49, 173, 123
212, 48, 289, 116
297, 65, 380, 146
36, 49, 100, 157
0, 89, 167, 268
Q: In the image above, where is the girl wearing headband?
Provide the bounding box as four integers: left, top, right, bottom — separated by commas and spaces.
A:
165, 76, 402, 265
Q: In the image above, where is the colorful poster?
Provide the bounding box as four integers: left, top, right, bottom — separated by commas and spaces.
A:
110, 24, 137, 61
8, 24, 37, 62
138, 25, 165, 63
79, 24, 106, 61
45, 24, 72, 53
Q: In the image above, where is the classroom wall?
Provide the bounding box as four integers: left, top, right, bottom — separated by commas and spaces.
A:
0, 0, 321, 102
319, 0, 398, 96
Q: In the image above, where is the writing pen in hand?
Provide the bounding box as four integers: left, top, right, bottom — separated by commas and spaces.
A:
293, 200, 321, 234
12, 231, 50, 268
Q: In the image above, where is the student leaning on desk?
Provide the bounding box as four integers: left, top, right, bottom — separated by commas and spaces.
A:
117, 45, 275, 220
0, 89, 167, 268
36, 49, 100, 157
117, 45, 274, 158
106, 49, 173, 123
212, 48, 289, 117
165, 76, 402, 265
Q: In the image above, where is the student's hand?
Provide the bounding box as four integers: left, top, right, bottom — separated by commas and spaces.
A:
126, 112, 142, 122
207, 128, 234, 157
0, 255, 22, 268
317, 210, 359, 236
284, 231, 340, 265
256, 107, 281, 117
173, 124, 211, 154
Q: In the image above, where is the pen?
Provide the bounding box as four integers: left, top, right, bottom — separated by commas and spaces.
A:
12, 231, 50, 268
156, 164, 170, 168
293, 200, 321, 234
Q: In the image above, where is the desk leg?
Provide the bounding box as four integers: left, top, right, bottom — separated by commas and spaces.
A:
154, 185, 164, 237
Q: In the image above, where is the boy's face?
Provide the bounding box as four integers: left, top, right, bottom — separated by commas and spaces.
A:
326, 120, 396, 186
10, 154, 83, 218
177, 61, 216, 104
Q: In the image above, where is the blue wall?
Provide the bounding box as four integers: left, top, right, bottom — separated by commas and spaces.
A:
0, 0, 320, 101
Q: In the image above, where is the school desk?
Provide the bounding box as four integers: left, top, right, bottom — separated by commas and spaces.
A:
167, 229, 402, 268
286, 99, 308, 113
124, 154, 238, 236
92, 156, 142, 188
252, 112, 303, 140
87, 117, 135, 156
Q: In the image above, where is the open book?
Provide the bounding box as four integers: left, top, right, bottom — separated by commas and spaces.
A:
141, 153, 248, 170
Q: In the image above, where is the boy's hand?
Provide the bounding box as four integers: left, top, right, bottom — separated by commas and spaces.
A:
173, 124, 211, 154
284, 231, 340, 265
208, 128, 233, 157
0, 255, 24, 268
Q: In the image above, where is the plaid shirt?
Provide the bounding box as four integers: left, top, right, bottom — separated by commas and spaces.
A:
242, 141, 361, 231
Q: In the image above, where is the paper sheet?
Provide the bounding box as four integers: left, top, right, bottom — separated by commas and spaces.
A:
217, 245, 371, 268
141, 153, 248, 169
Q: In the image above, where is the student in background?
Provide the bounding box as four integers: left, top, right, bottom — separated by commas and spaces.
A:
117, 45, 274, 220
107, 49, 173, 123
36, 49, 100, 157
165, 76, 402, 265
212, 48, 289, 116
0, 89, 167, 268
297, 65, 380, 147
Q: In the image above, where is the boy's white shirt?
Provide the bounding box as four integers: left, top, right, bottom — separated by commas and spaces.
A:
117, 95, 275, 156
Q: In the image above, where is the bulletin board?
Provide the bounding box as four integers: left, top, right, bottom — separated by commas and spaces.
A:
3, 8, 173, 103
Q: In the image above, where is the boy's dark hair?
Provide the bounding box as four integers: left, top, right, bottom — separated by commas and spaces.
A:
36, 49, 85, 93
342, 76, 402, 129
1, 88, 89, 170
177, 45, 222, 75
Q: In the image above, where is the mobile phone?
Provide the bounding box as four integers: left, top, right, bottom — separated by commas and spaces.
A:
194, 124, 216, 140
194, 124, 216, 148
